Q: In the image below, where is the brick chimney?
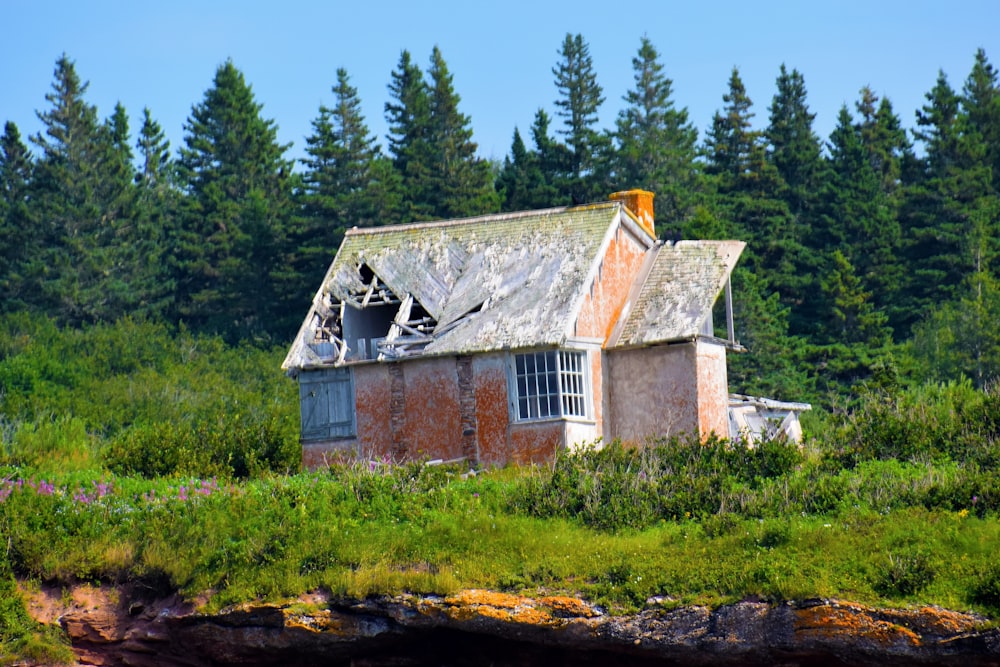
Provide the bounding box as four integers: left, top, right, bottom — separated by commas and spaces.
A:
609, 189, 655, 238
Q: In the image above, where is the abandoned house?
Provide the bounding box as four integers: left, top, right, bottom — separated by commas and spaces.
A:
283, 189, 776, 469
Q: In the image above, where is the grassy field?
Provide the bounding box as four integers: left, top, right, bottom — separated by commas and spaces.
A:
3, 314, 1000, 664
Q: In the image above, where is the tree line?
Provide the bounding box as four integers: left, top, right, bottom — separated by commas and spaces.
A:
2, 35, 999, 406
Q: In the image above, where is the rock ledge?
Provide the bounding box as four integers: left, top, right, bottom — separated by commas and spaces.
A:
24, 583, 1000, 666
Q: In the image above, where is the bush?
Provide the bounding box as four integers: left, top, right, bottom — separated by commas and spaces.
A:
106, 411, 299, 479
819, 380, 1000, 467
508, 437, 805, 531
972, 563, 1000, 611
874, 547, 936, 597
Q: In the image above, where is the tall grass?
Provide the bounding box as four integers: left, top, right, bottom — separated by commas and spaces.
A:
5, 314, 1000, 662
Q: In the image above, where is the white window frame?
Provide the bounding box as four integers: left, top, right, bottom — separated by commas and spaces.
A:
509, 349, 591, 422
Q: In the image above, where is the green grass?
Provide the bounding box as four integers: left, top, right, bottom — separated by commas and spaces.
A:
2, 458, 998, 619
5, 313, 1000, 663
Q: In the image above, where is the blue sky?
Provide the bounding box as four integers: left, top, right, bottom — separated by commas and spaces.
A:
3, 1, 998, 166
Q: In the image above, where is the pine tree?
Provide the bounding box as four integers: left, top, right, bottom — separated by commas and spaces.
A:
297, 67, 400, 289
704, 68, 808, 315
496, 111, 569, 212
128, 107, 177, 319
552, 33, 609, 203
28, 54, 127, 324
136, 106, 173, 187
962, 49, 1000, 192
496, 127, 533, 211
613, 36, 698, 230
726, 268, 811, 400
385, 50, 434, 221
910, 269, 1000, 388
174, 59, 295, 340
766, 65, 822, 220
0, 122, 34, 310
705, 68, 757, 183
814, 103, 901, 335
423, 46, 499, 218
763, 65, 825, 336
855, 87, 912, 197
897, 61, 1000, 337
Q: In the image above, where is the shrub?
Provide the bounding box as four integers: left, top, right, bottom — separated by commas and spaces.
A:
874, 547, 936, 597
972, 563, 1000, 611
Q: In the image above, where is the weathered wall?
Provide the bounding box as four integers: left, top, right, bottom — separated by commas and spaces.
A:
473, 354, 512, 467
694, 340, 729, 439
508, 420, 565, 465
571, 221, 649, 438
573, 224, 648, 344
398, 357, 464, 461
356, 363, 393, 459
605, 344, 700, 443
565, 421, 600, 451
303, 353, 576, 470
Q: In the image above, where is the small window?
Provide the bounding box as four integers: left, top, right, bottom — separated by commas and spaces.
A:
512, 350, 589, 421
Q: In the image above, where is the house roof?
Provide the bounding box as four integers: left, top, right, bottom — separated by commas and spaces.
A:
284, 203, 647, 369
611, 240, 745, 348
282, 201, 744, 371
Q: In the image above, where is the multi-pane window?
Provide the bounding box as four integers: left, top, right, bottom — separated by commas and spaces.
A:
512, 350, 589, 420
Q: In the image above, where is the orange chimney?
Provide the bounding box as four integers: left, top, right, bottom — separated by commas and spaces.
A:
609, 189, 655, 238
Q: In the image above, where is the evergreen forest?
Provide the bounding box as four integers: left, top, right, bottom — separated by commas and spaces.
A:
6, 36, 1000, 663
3, 37, 1000, 406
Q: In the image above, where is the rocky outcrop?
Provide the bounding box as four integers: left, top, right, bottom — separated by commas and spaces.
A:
23, 584, 1000, 666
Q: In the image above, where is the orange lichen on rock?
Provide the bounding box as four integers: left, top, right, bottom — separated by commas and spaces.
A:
795, 603, 921, 647
284, 609, 343, 634
900, 605, 982, 636
438, 589, 568, 627
446, 589, 526, 608
539, 596, 599, 619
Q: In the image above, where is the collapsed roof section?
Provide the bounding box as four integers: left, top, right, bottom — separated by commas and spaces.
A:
282, 203, 638, 371
281, 201, 746, 372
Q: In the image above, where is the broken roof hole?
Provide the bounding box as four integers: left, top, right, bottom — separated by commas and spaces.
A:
358, 262, 375, 285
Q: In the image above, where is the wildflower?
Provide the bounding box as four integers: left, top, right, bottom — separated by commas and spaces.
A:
973, 496, 979, 505
958, 508, 970, 518
178, 486, 188, 501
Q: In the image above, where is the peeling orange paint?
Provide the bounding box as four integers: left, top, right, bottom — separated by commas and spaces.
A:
509, 421, 564, 465
694, 341, 730, 440
401, 357, 463, 461
355, 365, 392, 460
473, 355, 510, 467
574, 224, 648, 343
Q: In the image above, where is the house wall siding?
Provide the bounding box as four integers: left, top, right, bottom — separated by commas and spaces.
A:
508, 420, 565, 465
605, 344, 701, 442
473, 354, 511, 467
301, 352, 576, 470
400, 357, 464, 461
356, 364, 393, 459
694, 340, 730, 439
574, 225, 649, 343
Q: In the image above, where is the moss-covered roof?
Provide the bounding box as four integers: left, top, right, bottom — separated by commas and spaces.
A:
283, 204, 744, 371
284, 204, 627, 369
612, 240, 745, 348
